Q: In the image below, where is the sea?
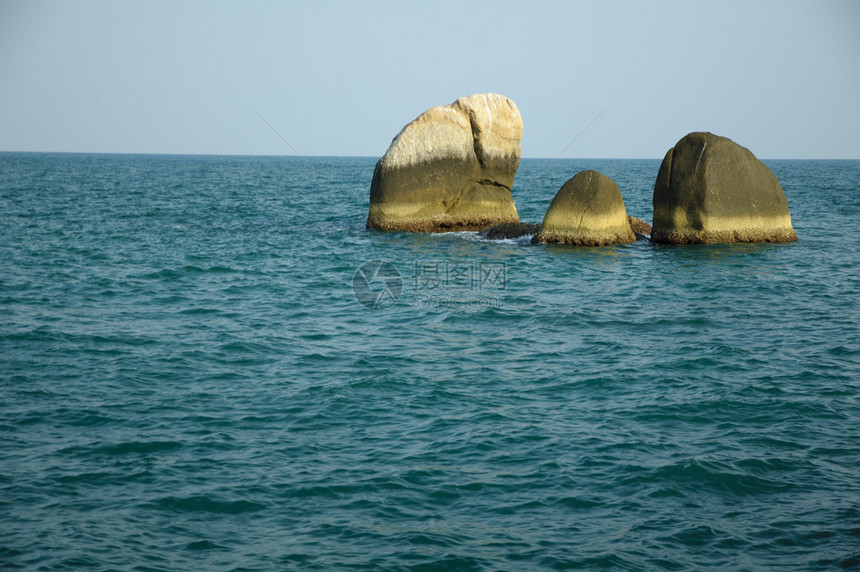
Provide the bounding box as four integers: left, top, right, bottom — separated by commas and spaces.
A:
1, 152, 859, 571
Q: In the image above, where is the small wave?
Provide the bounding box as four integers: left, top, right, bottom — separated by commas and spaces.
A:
178, 307, 223, 315
133, 264, 239, 280
184, 540, 229, 551
150, 495, 266, 515
556, 496, 602, 510
471, 232, 537, 245
618, 460, 793, 497
62, 440, 184, 457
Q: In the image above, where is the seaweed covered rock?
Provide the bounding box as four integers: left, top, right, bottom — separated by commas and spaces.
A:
651, 132, 796, 244
628, 216, 652, 236
366, 93, 522, 232
479, 222, 540, 240
533, 170, 635, 246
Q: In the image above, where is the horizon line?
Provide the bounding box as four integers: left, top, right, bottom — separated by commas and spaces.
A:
2, 150, 858, 161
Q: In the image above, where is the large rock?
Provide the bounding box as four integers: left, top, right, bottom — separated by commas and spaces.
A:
533, 170, 635, 246
652, 132, 797, 244
366, 93, 522, 232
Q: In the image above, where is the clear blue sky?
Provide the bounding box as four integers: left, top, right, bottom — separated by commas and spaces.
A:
1, 0, 858, 159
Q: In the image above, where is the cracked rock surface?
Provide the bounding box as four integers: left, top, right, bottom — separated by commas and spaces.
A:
366, 93, 522, 232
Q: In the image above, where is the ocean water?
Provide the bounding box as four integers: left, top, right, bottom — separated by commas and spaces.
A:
1, 152, 859, 571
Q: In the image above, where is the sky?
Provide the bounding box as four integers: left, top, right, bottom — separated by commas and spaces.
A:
1, 0, 858, 159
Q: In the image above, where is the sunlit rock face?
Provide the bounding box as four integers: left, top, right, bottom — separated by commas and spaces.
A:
533, 170, 635, 247
366, 93, 522, 232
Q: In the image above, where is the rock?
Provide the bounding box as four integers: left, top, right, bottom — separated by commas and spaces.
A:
533, 170, 636, 246
628, 216, 651, 235
366, 93, 522, 232
651, 132, 797, 244
479, 222, 540, 240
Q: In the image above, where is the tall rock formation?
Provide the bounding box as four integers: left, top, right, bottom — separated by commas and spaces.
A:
367, 93, 522, 232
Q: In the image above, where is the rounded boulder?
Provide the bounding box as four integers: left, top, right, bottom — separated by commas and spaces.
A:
651, 132, 797, 244
533, 170, 635, 246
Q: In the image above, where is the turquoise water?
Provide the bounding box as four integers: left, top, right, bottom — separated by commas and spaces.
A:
1, 153, 859, 570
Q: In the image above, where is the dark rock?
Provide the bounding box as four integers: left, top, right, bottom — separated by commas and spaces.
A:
628, 216, 651, 235
479, 222, 540, 240
651, 132, 796, 244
